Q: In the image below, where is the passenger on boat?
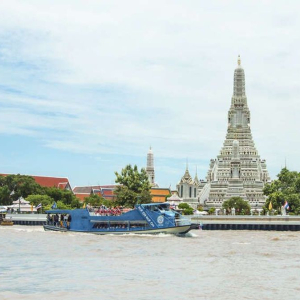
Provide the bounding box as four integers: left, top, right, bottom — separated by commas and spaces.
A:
54, 214, 59, 226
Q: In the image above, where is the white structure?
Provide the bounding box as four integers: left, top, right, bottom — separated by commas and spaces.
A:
9, 197, 37, 213
198, 56, 270, 209
177, 164, 200, 208
166, 193, 183, 209
146, 147, 157, 186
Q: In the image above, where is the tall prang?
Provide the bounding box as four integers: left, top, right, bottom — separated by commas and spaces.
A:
198, 56, 270, 208
146, 147, 156, 186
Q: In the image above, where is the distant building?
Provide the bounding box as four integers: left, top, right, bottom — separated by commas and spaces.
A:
166, 193, 183, 210
176, 165, 199, 208
31, 175, 72, 191
150, 187, 171, 203
73, 185, 117, 202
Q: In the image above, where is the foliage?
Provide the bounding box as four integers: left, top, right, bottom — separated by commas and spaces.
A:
83, 194, 111, 207
114, 165, 152, 208
182, 207, 194, 215
222, 197, 251, 215
208, 207, 215, 215
197, 205, 204, 211
26, 194, 54, 213
178, 202, 194, 215
178, 203, 190, 210
263, 168, 300, 214
0, 174, 43, 205
44, 187, 80, 208
0, 174, 81, 210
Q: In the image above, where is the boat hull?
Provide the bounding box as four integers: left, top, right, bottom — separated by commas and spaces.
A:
43, 224, 193, 235
1, 221, 13, 226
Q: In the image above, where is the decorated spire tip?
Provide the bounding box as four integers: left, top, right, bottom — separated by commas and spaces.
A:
238, 55, 241, 66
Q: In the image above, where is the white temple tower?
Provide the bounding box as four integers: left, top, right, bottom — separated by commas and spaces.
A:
198, 56, 270, 208
146, 147, 155, 186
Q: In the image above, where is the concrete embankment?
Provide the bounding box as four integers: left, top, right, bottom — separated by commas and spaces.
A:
6, 214, 46, 225
191, 215, 300, 231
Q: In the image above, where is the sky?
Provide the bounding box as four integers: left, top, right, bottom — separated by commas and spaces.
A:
0, 0, 299, 189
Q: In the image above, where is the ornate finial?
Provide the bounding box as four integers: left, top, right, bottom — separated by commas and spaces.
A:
238, 55, 241, 66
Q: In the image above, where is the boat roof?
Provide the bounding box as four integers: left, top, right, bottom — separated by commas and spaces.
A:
45, 209, 72, 214
141, 203, 170, 206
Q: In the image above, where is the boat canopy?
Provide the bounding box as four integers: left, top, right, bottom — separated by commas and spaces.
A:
141, 203, 171, 211
45, 209, 72, 214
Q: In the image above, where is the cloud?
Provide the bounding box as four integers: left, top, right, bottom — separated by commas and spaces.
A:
0, 1, 300, 186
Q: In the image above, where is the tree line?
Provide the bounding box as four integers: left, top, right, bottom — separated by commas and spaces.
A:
2, 167, 299, 215
0, 174, 81, 211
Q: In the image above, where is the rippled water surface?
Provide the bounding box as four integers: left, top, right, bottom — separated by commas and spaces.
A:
1, 226, 300, 300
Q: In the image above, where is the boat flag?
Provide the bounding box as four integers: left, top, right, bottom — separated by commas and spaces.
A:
31, 204, 33, 212
268, 201, 272, 210
51, 202, 57, 209
284, 201, 289, 210
36, 203, 42, 210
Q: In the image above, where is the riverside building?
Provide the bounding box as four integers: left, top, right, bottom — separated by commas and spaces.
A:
198, 56, 270, 209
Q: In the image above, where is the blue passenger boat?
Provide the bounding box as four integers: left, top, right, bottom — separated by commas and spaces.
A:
43, 203, 198, 235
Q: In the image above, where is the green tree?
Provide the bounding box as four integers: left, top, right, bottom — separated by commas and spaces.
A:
0, 186, 11, 205
208, 207, 216, 215
178, 202, 194, 215
83, 194, 109, 207
114, 165, 152, 208
44, 187, 81, 208
0, 174, 43, 205
178, 203, 190, 210
263, 168, 300, 214
26, 195, 54, 213
222, 197, 251, 215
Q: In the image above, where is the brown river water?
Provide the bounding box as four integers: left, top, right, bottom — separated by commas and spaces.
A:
0, 226, 300, 300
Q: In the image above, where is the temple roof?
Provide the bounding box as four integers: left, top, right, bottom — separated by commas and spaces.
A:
179, 168, 193, 184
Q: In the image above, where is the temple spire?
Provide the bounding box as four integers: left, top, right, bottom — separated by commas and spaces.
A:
238, 55, 241, 66
233, 55, 245, 97
146, 147, 155, 186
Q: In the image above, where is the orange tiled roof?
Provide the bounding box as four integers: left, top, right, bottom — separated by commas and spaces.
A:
150, 188, 171, 196
73, 185, 118, 201
32, 176, 71, 190
152, 196, 167, 203
150, 188, 170, 203
74, 193, 90, 202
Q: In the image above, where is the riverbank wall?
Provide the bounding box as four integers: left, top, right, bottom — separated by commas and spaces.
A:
6, 213, 46, 225
191, 216, 300, 231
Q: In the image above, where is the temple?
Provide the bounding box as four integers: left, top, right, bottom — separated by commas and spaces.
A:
198, 56, 270, 208
176, 163, 200, 208
146, 147, 156, 186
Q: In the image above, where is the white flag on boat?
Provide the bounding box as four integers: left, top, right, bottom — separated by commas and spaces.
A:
36, 203, 42, 210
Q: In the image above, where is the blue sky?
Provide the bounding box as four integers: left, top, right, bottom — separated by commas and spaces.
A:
0, 1, 299, 189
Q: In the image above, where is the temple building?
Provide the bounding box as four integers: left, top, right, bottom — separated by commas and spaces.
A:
177, 164, 200, 208
146, 147, 156, 186
198, 56, 270, 208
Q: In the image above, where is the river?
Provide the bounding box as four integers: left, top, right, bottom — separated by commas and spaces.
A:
0, 226, 299, 300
